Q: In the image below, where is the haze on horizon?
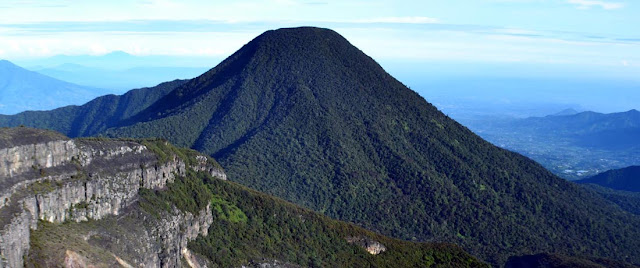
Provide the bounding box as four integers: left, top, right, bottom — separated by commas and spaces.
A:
1, 0, 638, 114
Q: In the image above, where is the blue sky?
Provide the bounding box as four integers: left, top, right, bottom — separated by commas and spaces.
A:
0, 0, 639, 79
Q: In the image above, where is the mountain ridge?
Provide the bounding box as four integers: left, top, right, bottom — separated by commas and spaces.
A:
2, 27, 640, 266
579, 166, 640, 192
0, 79, 186, 137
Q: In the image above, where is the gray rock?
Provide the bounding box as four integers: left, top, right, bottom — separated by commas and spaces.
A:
0, 129, 225, 268
345, 236, 387, 255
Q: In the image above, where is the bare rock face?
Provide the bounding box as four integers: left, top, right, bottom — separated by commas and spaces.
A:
193, 155, 227, 180
345, 236, 387, 255
0, 128, 224, 268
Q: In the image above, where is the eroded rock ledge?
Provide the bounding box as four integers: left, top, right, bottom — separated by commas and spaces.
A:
0, 128, 224, 268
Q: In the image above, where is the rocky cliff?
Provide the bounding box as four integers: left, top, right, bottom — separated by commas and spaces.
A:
0, 127, 225, 268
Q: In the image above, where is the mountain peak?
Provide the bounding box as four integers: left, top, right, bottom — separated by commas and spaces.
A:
240, 26, 363, 63
132, 26, 390, 121
256, 26, 345, 44
552, 108, 580, 116
239, 26, 370, 67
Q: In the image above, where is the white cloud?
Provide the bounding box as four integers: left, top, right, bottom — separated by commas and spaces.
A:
567, 0, 624, 10
353, 16, 439, 24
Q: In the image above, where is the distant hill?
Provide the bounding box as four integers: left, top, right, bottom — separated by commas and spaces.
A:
466, 109, 640, 180
34, 63, 208, 91
0, 60, 113, 115
578, 166, 640, 192
0, 79, 186, 137
553, 108, 581, 116
21, 51, 185, 69
510, 109, 640, 149
2, 27, 640, 266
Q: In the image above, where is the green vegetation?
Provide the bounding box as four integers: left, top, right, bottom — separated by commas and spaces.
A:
140, 168, 486, 267
73, 201, 89, 210
25, 134, 485, 267
28, 179, 60, 194
6, 27, 640, 265
505, 253, 638, 268
210, 196, 247, 223
0, 80, 186, 137
578, 166, 640, 192
581, 184, 640, 215
140, 138, 222, 169
139, 170, 213, 216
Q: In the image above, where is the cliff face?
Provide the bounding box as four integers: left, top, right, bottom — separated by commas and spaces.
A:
0, 127, 224, 268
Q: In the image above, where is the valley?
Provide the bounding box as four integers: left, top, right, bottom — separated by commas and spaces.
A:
461, 110, 640, 180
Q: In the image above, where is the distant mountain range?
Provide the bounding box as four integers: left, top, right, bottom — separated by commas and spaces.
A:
19, 51, 220, 70
466, 109, 640, 180
0, 60, 113, 115
12, 51, 216, 91
511, 109, 640, 149
33, 63, 208, 92
2, 27, 640, 266
553, 108, 581, 116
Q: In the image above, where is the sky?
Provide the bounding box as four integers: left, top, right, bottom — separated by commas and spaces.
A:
0, 1, 638, 68
0, 0, 639, 113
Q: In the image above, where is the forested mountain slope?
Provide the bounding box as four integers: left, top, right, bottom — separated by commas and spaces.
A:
2, 27, 640, 266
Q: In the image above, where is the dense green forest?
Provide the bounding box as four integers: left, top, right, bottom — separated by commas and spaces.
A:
504, 253, 638, 268
4, 27, 640, 266
28, 138, 486, 268
580, 184, 640, 215
141, 168, 487, 267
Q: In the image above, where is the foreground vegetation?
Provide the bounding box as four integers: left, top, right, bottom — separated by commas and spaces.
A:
141, 168, 486, 267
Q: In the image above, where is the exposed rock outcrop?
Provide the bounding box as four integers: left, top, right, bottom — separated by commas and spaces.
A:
345, 236, 387, 255
0, 128, 224, 268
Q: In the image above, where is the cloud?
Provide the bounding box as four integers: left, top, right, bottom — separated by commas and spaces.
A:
353, 17, 439, 24
567, 0, 624, 10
